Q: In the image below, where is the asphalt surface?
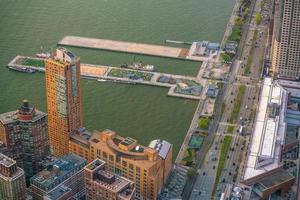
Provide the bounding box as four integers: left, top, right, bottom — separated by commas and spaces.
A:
189, 0, 273, 198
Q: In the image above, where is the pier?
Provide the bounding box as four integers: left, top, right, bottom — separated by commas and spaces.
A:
7, 56, 211, 100
58, 36, 207, 62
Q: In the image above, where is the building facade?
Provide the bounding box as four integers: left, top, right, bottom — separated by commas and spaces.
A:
45, 48, 82, 156
30, 153, 87, 200
84, 159, 135, 200
0, 153, 26, 200
69, 130, 172, 200
0, 100, 50, 183
271, 0, 300, 80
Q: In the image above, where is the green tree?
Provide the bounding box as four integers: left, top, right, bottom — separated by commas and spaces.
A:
187, 168, 196, 178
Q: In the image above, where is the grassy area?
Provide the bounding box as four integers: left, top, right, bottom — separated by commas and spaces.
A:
23, 58, 45, 68
228, 26, 242, 42
221, 102, 226, 114
227, 125, 235, 134
198, 117, 210, 130
220, 52, 235, 63
244, 30, 258, 75
108, 68, 153, 81
182, 148, 195, 167
255, 13, 262, 25
215, 135, 233, 187
186, 168, 196, 178
229, 85, 246, 123
260, 0, 266, 10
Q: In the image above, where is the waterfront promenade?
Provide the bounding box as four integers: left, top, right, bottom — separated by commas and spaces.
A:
58, 36, 207, 61
8, 56, 208, 100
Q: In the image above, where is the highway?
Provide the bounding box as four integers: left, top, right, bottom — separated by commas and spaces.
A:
189, 0, 273, 198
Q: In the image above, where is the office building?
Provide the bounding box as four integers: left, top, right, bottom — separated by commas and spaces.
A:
69, 129, 172, 200
271, 0, 300, 79
84, 159, 135, 200
45, 47, 82, 156
0, 153, 26, 200
30, 153, 87, 200
0, 100, 50, 182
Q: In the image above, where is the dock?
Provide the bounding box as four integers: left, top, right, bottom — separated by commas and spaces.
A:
7, 56, 211, 100
58, 36, 207, 62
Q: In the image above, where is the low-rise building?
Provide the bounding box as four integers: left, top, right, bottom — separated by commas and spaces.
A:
29, 153, 87, 200
0, 153, 26, 200
242, 77, 295, 199
84, 158, 135, 200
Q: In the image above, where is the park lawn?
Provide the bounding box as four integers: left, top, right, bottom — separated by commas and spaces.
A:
229, 85, 246, 123
244, 30, 258, 75
198, 117, 210, 130
227, 125, 235, 134
182, 148, 195, 167
23, 58, 45, 68
228, 26, 242, 42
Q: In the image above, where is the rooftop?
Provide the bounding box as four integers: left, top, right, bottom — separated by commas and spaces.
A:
0, 153, 15, 167
70, 127, 92, 148
0, 101, 46, 124
85, 159, 134, 199
148, 139, 172, 159
44, 185, 72, 200
30, 153, 87, 192
244, 77, 287, 181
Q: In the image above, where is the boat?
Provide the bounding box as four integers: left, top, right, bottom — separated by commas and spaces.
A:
120, 62, 154, 71
8, 66, 35, 74
97, 79, 107, 82
36, 52, 51, 59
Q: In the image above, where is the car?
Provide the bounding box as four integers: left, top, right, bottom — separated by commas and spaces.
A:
222, 178, 226, 183
233, 162, 236, 166
213, 165, 216, 169
229, 172, 232, 176
203, 172, 206, 176
198, 191, 202, 195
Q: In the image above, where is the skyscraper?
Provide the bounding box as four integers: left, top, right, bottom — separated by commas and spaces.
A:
271, 0, 300, 80
45, 48, 82, 156
0, 100, 50, 183
0, 153, 26, 200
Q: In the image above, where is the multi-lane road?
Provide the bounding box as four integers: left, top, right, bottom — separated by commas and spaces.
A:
189, 0, 272, 199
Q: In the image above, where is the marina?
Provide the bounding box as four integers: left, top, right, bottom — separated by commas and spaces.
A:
7, 56, 211, 100
58, 36, 213, 62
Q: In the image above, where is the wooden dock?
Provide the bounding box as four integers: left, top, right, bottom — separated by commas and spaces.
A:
58, 36, 205, 61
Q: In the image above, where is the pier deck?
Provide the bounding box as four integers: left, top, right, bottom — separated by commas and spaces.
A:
58, 36, 205, 61
8, 56, 211, 100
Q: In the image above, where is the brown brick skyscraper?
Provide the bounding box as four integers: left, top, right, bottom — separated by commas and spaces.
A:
45, 48, 82, 156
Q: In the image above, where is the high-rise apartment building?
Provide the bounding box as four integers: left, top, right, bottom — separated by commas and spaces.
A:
0, 153, 26, 200
69, 129, 172, 200
0, 100, 50, 182
84, 159, 135, 200
30, 153, 87, 200
271, 0, 300, 80
45, 47, 82, 156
